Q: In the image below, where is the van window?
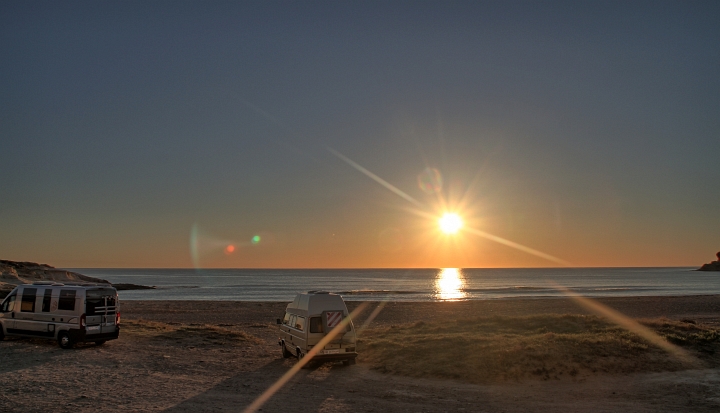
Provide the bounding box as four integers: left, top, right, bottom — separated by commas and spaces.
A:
309, 317, 323, 333
42, 289, 52, 312
1, 293, 16, 312
288, 314, 297, 329
283, 312, 291, 325
86, 289, 117, 315
295, 316, 306, 331
21, 288, 37, 312
58, 290, 76, 311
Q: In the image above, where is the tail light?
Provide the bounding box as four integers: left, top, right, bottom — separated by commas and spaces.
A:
116, 311, 120, 325
80, 314, 86, 328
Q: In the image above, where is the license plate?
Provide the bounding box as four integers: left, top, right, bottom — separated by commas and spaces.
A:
323, 349, 340, 354
87, 326, 100, 332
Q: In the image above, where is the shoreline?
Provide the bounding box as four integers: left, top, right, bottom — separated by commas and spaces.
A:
120, 294, 720, 328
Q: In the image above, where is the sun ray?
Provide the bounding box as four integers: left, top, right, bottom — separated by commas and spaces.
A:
329, 147, 572, 266
328, 147, 425, 209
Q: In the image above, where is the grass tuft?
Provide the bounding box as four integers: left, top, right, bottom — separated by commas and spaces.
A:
123, 319, 261, 345
359, 315, 720, 383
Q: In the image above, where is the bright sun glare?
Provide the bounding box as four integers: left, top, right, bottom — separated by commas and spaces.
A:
439, 213, 463, 234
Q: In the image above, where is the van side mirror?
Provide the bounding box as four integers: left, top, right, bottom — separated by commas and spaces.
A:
276, 318, 282, 324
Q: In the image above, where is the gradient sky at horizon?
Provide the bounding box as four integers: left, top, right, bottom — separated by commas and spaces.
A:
1, 1, 718, 268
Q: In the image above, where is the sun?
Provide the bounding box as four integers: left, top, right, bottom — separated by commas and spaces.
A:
439, 213, 463, 234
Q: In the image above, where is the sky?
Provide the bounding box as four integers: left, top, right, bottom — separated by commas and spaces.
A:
1, 1, 718, 268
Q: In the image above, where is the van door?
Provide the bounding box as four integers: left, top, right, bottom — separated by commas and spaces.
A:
290, 315, 307, 353
0, 292, 17, 332
85, 288, 118, 335
14, 287, 49, 336
280, 312, 292, 344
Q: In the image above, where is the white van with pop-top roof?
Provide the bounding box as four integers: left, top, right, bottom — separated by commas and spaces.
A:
278, 291, 357, 365
0, 282, 120, 349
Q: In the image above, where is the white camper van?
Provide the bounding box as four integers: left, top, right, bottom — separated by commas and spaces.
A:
0, 282, 120, 349
278, 291, 357, 365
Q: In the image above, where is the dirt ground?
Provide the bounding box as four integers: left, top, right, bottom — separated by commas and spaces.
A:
1, 296, 720, 412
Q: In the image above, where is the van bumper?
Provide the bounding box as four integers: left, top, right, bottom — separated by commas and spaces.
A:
68, 327, 120, 343
312, 351, 357, 362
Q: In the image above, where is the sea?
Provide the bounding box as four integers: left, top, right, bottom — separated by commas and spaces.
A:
67, 267, 720, 302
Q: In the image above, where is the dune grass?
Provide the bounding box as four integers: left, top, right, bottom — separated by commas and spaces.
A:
359, 315, 720, 383
123, 319, 262, 345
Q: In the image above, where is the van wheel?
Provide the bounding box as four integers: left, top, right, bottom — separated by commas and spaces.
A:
95, 340, 106, 346
281, 342, 292, 358
0, 327, 4, 341
58, 332, 74, 349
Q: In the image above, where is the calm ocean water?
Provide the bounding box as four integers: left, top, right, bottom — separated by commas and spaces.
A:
67, 267, 720, 302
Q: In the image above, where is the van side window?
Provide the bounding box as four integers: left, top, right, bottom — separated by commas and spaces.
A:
42, 289, 52, 312
283, 312, 291, 325
58, 290, 76, 311
21, 288, 37, 312
309, 317, 323, 333
295, 316, 306, 331
1, 293, 16, 312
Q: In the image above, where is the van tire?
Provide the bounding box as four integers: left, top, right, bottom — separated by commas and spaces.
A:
281, 342, 292, 358
0, 326, 4, 341
58, 332, 74, 349
95, 340, 106, 346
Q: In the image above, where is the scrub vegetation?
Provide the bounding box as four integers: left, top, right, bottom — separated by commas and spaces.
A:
123, 319, 262, 345
359, 315, 720, 383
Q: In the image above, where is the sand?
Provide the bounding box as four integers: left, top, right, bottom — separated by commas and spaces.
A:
1, 295, 719, 412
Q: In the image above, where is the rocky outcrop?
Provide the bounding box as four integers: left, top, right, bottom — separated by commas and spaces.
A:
0, 260, 110, 298
697, 252, 720, 271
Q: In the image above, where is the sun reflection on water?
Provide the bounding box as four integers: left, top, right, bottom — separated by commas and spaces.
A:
435, 268, 466, 300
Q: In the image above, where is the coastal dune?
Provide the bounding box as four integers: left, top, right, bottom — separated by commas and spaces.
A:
2, 297, 718, 412
1, 260, 719, 411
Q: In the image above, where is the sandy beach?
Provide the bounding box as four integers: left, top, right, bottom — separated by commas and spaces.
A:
1, 295, 720, 412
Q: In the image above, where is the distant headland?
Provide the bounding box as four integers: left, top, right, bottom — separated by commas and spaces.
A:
697, 251, 720, 271
0, 260, 154, 298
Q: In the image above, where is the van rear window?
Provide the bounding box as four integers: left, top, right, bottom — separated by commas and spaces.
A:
58, 290, 76, 311
86, 296, 117, 316
21, 288, 37, 312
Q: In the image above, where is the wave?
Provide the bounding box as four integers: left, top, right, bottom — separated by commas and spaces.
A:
154, 285, 200, 289
464, 286, 553, 293
336, 290, 420, 295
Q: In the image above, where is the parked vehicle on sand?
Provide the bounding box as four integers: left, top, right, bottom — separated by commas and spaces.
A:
278, 291, 357, 365
0, 282, 120, 349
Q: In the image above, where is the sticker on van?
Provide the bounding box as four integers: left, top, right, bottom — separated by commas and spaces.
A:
326, 311, 343, 328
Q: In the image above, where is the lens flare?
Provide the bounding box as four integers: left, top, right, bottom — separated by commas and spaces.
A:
417, 167, 443, 194
439, 213, 463, 234
224, 245, 235, 254
252, 235, 261, 245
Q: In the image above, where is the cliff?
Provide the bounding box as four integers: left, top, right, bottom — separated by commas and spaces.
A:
0, 260, 110, 298
697, 252, 720, 271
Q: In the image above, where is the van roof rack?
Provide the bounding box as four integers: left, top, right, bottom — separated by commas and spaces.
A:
27, 282, 109, 287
